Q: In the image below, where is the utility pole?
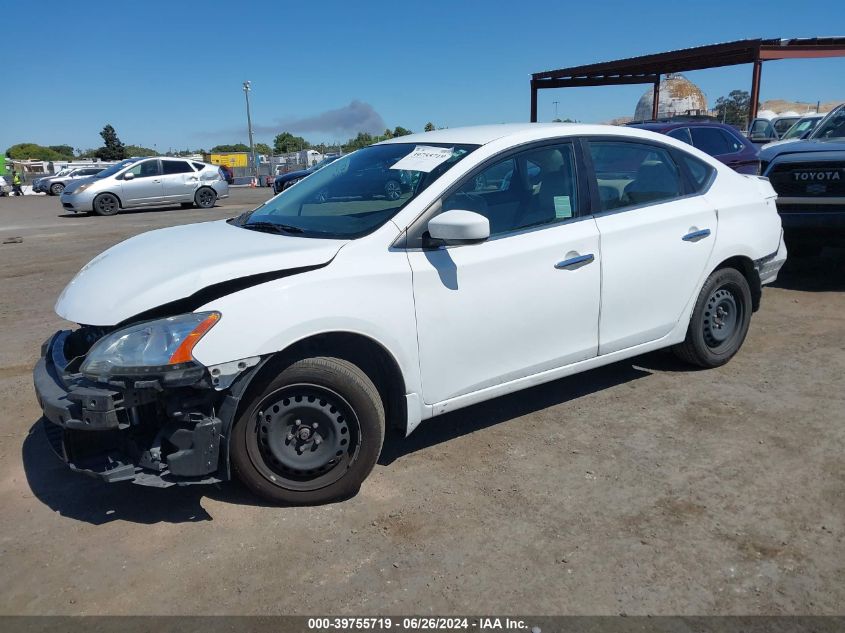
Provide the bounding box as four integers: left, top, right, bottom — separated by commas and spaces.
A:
552, 101, 559, 120
243, 80, 257, 183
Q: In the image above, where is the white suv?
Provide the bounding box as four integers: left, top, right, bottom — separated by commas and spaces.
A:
34, 124, 786, 504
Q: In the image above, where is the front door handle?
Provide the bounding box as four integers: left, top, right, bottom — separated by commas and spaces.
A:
682, 228, 711, 242
555, 253, 595, 270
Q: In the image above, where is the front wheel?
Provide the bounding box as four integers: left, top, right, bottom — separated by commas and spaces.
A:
231, 357, 385, 505
92, 193, 120, 216
673, 267, 752, 368
194, 187, 217, 208
50, 182, 65, 195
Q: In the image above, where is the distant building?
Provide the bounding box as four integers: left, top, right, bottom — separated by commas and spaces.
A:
634, 73, 708, 120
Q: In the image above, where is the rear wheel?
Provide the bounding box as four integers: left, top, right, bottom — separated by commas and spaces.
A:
231, 357, 385, 505
92, 193, 120, 216
673, 267, 752, 368
50, 182, 65, 195
194, 187, 217, 208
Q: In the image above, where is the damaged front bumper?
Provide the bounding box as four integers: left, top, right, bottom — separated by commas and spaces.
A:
33, 330, 256, 488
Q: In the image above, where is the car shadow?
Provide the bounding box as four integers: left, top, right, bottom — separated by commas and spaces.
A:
55, 204, 218, 219
23, 357, 657, 522
21, 422, 283, 524
771, 248, 845, 292
379, 359, 652, 466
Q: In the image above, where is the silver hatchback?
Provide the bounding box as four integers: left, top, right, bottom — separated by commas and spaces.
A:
60, 157, 230, 216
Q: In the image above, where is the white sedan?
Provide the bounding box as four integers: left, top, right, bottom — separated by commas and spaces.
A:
35, 123, 786, 504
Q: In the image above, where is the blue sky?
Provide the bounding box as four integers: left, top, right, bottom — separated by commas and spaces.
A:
2, 0, 843, 152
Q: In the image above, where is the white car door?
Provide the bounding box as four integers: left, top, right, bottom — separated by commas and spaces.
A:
119, 158, 163, 205
587, 139, 717, 355
407, 142, 601, 404
160, 159, 199, 203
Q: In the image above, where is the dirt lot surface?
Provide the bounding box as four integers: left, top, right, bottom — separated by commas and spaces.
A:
0, 189, 842, 616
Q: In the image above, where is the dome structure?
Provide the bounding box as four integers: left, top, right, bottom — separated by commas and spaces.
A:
634, 74, 707, 120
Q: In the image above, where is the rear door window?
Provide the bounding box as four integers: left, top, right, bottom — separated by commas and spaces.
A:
162, 160, 194, 175
667, 127, 692, 145
588, 140, 683, 211
690, 128, 735, 156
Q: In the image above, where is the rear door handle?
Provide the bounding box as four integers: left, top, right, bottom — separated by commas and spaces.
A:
682, 228, 711, 242
555, 253, 595, 269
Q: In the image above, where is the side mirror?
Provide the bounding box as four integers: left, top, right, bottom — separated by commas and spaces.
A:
123, 172, 135, 181
427, 209, 490, 245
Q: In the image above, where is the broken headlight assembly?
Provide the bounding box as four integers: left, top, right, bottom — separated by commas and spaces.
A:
80, 312, 220, 380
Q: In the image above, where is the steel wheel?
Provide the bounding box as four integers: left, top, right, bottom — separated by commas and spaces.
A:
93, 193, 119, 216
702, 287, 742, 351
384, 180, 401, 201
195, 187, 216, 208
246, 384, 361, 492
673, 267, 752, 368
50, 182, 65, 195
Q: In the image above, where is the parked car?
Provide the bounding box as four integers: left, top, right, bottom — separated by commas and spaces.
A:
218, 164, 234, 185
0, 175, 9, 196
748, 115, 802, 144
273, 155, 341, 194
778, 113, 825, 142
59, 157, 229, 216
34, 123, 785, 504
309, 153, 411, 202
628, 120, 760, 174
759, 103, 845, 255
33, 166, 108, 196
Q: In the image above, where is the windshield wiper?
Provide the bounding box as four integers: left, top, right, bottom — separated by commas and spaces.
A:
242, 221, 304, 235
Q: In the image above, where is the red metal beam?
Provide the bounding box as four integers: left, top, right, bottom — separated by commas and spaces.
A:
533, 75, 660, 89
749, 59, 763, 123
758, 45, 845, 60
652, 78, 660, 120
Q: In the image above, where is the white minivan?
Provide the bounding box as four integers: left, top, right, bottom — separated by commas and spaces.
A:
34, 124, 786, 504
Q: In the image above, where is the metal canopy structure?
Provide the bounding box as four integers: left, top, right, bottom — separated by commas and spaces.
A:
530, 37, 845, 123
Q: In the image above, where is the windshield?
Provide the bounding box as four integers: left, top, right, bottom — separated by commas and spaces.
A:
236, 142, 478, 239
782, 117, 820, 140
811, 106, 845, 140
773, 117, 800, 135
310, 155, 339, 171
92, 158, 141, 179
54, 168, 73, 177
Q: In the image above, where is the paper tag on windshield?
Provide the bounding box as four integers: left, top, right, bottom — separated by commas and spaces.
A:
391, 146, 453, 173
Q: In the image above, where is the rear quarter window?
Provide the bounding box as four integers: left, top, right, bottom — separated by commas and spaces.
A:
678, 152, 715, 192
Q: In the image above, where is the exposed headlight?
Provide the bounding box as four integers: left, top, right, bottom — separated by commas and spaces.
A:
80, 312, 220, 378
72, 182, 93, 195
283, 178, 302, 189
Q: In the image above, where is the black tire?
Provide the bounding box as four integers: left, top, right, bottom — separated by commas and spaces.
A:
50, 182, 65, 196
92, 193, 120, 216
194, 187, 217, 209
673, 267, 752, 368
231, 357, 385, 505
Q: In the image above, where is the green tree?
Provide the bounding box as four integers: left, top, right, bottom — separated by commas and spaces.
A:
273, 132, 311, 154
48, 145, 75, 158
714, 90, 751, 127
96, 124, 126, 160
424, 122, 435, 132
341, 132, 374, 153
123, 145, 158, 157
5, 143, 67, 161
382, 128, 394, 139
211, 143, 251, 153
392, 126, 412, 137
255, 142, 272, 155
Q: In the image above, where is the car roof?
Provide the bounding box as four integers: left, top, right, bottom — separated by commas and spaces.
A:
377, 122, 711, 147
628, 121, 738, 132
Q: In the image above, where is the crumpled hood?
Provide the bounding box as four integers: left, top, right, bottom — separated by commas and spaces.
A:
56, 220, 347, 326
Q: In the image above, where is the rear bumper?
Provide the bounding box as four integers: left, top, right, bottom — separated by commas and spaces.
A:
755, 233, 788, 286
34, 331, 230, 487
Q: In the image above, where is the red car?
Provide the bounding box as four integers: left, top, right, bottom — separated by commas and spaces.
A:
628, 119, 760, 175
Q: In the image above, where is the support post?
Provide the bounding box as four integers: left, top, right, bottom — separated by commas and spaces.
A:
651, 77, 660, 120
749, 59, 762, 126
530, 79, 538, 122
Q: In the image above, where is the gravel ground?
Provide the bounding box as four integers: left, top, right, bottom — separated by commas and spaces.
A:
0, 189, 842, 615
